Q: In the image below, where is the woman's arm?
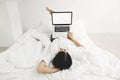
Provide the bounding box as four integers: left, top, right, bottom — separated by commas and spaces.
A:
37, 60, 59, 74
67, 32, 84, 48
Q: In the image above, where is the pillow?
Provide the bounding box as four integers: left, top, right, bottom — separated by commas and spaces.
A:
31, 30, 51, 47
32, 22, 52, 36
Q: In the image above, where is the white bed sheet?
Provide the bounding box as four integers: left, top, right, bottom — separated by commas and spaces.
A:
5, 66, 115, 80
0, 21, 120, 80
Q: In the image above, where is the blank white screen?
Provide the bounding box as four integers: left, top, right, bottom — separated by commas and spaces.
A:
52, 13, 72, 24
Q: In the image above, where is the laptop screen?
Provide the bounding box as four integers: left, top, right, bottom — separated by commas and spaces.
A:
51, 12, 72, 25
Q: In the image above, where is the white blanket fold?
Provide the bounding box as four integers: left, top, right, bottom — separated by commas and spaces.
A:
0, 24, 120, 80
0, 29, 51, 74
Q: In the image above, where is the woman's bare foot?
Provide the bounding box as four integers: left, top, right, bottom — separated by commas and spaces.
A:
46, 7, 54, 14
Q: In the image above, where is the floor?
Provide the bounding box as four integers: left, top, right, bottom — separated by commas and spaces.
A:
0, 47, 7, 53
0, 33, 120, 59
89, 33, 120, 59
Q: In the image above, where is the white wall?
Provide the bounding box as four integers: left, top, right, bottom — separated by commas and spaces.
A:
0, 1, 23, 47
18, 0, 53, 32
0, 0, 120, 47
6, 1, 23, 41
19, 0, 120, 33
0, 3, 14, 47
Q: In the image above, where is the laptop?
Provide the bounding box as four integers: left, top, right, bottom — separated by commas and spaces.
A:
51, 12, 73, 39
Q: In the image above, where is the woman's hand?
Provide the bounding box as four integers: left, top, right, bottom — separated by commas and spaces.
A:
60, 48, 66, 52
67, 32, 74, 40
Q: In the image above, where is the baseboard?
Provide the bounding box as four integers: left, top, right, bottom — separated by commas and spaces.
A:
0, 47, 8, 53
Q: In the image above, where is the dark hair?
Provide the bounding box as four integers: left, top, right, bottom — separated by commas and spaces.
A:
52, 51, 72, 70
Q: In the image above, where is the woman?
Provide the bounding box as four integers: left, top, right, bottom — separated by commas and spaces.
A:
37, 7, 84, 74
37, 31, 84, 74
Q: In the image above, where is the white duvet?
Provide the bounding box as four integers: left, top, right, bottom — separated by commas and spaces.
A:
0, 21, 120, 80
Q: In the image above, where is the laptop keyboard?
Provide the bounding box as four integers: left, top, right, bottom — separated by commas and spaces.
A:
55, 26, 70, 32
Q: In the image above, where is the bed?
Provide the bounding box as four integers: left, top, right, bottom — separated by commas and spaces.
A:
0, 20, 120, 80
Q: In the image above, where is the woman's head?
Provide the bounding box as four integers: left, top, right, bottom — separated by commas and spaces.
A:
52, 51, 72, 70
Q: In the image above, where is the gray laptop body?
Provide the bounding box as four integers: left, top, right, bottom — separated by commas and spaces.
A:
51, 12, 73, 39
